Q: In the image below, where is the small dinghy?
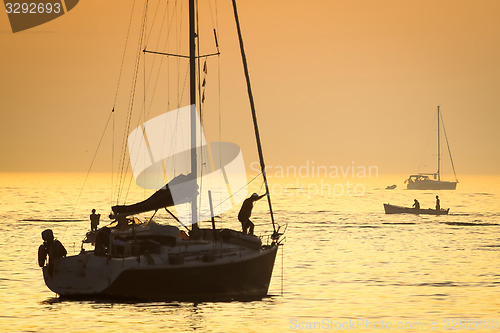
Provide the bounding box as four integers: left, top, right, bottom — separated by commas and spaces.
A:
384, 203, 449, 215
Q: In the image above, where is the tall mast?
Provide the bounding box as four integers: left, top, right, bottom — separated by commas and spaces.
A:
189, 0, 198, 229
437, 105, 441, 181
232, 0, 276, 233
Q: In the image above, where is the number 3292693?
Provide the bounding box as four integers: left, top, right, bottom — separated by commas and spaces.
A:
5, 2, 62, 14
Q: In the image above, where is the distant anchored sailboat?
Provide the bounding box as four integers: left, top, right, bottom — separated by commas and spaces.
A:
38, 0, 284, 301
406, 106, 458, 190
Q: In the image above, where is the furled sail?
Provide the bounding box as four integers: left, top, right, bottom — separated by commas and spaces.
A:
111, 173, 197, 217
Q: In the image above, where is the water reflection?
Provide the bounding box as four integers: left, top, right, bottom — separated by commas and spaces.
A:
0, 174, 500, 332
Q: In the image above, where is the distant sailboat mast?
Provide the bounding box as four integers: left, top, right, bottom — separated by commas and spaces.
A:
440, 107, 459, 183
406, 105, 458, 190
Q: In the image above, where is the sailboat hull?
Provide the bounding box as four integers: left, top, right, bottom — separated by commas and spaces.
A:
103, 245, 278, 301
407, 180, 457, 190
43, 244, 279, 301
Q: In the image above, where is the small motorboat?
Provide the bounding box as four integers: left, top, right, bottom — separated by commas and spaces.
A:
384, 203, 449, 215
385, 185, 397, 190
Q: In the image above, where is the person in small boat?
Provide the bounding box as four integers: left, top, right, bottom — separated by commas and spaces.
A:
38, 229, 67, 277
238, 192, 266, 235
435, 195, 440, 210
412, 199, 420, 210
90, 209, 101, 231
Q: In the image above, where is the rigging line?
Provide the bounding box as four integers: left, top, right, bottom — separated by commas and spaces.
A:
122, 1, 151, 204
112, 0, 138, 107
212, 0, 221, 189
161, 0, 180, 52
440, 111, 458, 182
151, 0, 177, 113
142, 21, 147, 202
70, 110, 114, 219
141, 0, 148, 142
143, 29, 147, 129
259, 179, 265, 193
179, 62, 190, 106
117, 0, 149, 204
198, 172, 263, 216
144, 0, 163, 47
142, 0, 179, 121
175, 0, 183, 108
110, 0, 137, 204
232, 0, 276, 233
214, 0, 220, 44
122, 164, 135, 205
117, 57, 142, 201
207, 0, 218, 34
194, 1, 203, 167
143, 2, 176, 120
155, 3, 187, 180
217, 51, 222, 189
165, 1, 181, 112
127, 2, 184, 192
195, 0, 201, 121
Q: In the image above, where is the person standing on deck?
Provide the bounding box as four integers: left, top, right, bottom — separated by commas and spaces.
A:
238, 193, 266, 235
435, 195, 441, 210
90, 209, 101, 231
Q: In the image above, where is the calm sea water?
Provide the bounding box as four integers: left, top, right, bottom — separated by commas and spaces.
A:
0, 173, 499, 332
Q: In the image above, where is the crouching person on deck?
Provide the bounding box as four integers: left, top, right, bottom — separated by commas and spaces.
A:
38, 229, 67, 277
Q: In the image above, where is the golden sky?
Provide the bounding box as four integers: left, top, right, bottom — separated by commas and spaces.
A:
1, 0, 499, 174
